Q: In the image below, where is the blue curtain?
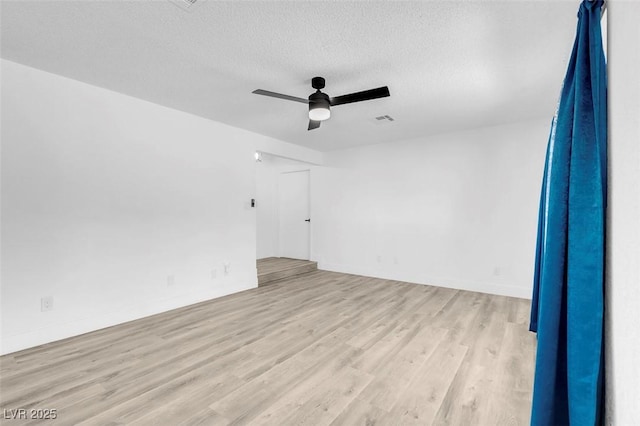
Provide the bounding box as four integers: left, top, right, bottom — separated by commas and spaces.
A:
529, 0, 607, 425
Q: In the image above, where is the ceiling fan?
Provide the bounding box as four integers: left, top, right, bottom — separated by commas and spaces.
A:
252, 77, 390, 131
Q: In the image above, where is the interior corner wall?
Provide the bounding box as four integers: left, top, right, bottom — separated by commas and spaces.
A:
605, 1, 640, 424
255, 158, 279, 260
312, 118, 550, 299
0, 59, 321, 355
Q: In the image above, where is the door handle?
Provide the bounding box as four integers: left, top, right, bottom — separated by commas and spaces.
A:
305, 219, 311, 222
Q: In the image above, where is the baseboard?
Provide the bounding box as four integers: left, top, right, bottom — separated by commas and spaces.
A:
318, 262, 532, 300
0, 281, 257, 356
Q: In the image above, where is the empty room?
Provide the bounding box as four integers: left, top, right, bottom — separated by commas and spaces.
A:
1, 0, 638, 425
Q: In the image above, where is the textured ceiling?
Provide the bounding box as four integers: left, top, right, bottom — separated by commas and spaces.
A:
1, 0, 578, 152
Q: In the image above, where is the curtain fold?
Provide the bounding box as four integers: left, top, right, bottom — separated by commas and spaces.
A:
529, 1, 607, 425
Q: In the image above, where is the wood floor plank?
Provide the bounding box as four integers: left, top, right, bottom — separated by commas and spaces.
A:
133, 407, 230, 426
514, 298, 533, 325
432, 360, 489, 426
431, 290, 488, 344
257, 257, 318, 286
257, 257, 315, 275
328, 396, 389, 426
384, 339, 469, 425
270, 366, 374, 426
354, 324, 449, 411
477, 321, 536, 426
175, 408, 230, 426
210, 339, 362, 424
250, 348, 374, 426
0, 355, 18, 376
0, 270, 535, 426
78, 373, 245, 425
346, 284, 434, 350
350, 313, 428, 374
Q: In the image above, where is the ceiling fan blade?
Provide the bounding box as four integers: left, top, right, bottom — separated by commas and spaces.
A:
330, 86, 390, 106
252, 89, 309, 104
308, 120, 321, 131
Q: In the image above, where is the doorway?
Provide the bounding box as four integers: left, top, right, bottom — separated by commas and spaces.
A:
255, 153, 312, 262
278, 170, 310, 260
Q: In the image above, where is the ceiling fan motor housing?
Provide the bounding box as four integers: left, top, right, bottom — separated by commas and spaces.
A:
308, 91, 331, 121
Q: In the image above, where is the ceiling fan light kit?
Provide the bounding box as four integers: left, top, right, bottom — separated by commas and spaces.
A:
252, 76, 390, 131
308, 93, 331, 121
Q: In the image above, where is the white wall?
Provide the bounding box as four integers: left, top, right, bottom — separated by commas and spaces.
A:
255, 154, 313, 259
256, 157, 279, 259
313, 119, 549, 298
605, 1, 640, 424
0, 60, 321, 354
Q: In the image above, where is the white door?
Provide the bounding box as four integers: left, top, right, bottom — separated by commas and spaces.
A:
278, 170, 310, 260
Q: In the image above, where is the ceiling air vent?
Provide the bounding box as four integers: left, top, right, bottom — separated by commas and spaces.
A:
168, 0, 201, 12
375, 115, 395, 122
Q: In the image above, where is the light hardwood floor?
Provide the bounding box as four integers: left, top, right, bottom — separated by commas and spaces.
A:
0, 270, 536, 425
256, 257, 316, 276
257, 257, 318, 287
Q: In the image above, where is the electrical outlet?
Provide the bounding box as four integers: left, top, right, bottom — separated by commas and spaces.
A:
211, 269, 217, 279
41, 296, 54, 312
224, 263, 230, 275
376, 255, 382, 263
167, 275, 175, 286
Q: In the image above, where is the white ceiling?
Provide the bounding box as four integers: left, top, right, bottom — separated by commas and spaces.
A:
1, 0, 579, 152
